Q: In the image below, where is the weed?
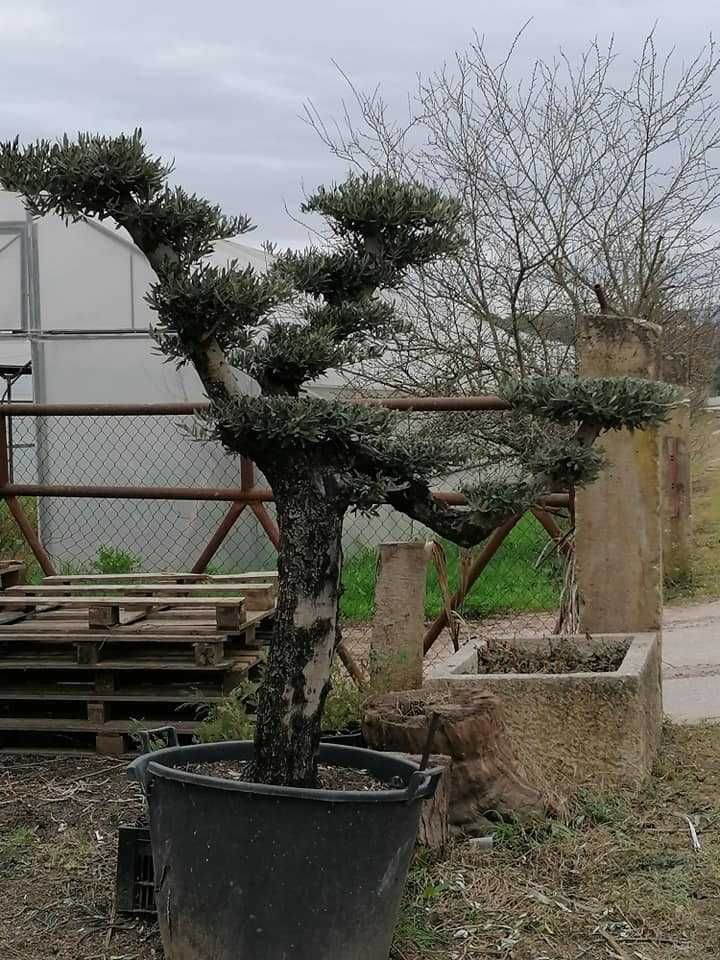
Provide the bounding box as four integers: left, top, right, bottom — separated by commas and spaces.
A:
127, 719, 171, 752
393, 858, 452, 956
322, 672, 364, 732
1, 825, 37, 850
194, 665, 366, 743
47, 834, 93, 872
570, 789, 629, 827
94, 546, 140, 575
194, 676, 260, 743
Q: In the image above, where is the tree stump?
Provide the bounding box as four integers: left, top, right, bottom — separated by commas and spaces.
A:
405, 753, 452, 850
363, 688, 547, 832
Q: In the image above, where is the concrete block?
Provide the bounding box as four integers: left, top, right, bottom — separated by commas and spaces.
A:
429, 633, 662, 790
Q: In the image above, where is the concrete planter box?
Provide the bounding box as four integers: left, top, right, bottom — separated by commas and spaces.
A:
428, 633, 662, 790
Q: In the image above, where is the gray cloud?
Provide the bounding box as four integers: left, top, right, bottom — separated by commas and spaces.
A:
0, 0, 716, 247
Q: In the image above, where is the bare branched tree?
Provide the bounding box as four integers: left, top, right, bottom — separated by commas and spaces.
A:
309, 31, 720, 404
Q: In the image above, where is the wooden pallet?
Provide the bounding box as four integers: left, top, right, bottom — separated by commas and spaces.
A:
0, 569, 277, 755
6, 582, 277, 611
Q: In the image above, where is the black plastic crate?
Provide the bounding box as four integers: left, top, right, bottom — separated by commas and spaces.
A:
116, 824, 156, 916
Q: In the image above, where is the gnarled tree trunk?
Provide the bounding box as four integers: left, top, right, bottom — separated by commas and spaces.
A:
253, 471, 346, 787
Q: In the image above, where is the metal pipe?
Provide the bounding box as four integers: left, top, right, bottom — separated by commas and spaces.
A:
0, 396, 511, 416
0, 414, 56, 575
0, 483, 275, 502
0, 402, 209, 416
191, 501, 247, 574
5, 495, 56, 576
250, 503, 281, 549
423, 515, 522, 654
0, 482, 570, 508
530, 506, 573, 555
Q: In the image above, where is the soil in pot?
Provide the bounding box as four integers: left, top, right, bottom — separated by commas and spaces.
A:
477, 638, 629, 675
183, 759, 398, 791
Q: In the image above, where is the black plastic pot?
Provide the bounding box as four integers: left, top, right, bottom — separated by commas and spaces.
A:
128, 740, 442, 960
319, 728, 365, 747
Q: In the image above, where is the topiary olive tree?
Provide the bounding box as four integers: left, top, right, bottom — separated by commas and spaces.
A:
0, 131, 679, 787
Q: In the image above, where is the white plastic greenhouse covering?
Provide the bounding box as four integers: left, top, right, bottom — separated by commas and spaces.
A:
0, 190, 281, 570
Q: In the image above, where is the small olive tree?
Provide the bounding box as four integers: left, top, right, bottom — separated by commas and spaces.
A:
0, 132, 677, 787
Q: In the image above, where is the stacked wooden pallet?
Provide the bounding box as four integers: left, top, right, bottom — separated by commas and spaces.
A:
0, 570, 277, 755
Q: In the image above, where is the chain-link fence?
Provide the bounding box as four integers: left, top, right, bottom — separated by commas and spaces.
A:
2, 407, 567, 671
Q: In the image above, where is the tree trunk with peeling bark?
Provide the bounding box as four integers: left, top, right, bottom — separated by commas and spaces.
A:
252, 470, 346, 787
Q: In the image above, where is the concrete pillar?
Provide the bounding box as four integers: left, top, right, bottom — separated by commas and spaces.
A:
660, 355, 692, 581
370, 542, 427, 691
575, 315, 663, 635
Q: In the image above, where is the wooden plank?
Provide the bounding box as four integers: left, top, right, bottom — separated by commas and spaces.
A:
0, 717, 201, 733
89, 605, 120, 628
76, 642, 98, 665
0, 561, 25, 591
0, 657, 251, 671
0, 685, 232, 702
87, 701, 108, 722
0, 595, 249, 608
0, 746, 98, 757
96, 733, 125, 756
11, 583, 275, 597
0, 632, 228, 644
193, 640, 225, 666
0, 609, 274, 634
95, 673, 115, 694
0, 595, 252, 627
10, 583, 276, 612
41, 571, 278, 584
0, 633, 258, 656
215, 603, 242, 632
209, 571, 279, 582
232, 624, 260, 650
0, 625, 218, 638
42, 574, 207, 584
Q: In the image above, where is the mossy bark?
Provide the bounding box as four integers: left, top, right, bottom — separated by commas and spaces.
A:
253, 470, 346, 787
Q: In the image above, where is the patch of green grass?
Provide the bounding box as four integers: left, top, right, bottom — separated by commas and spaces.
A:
393, 853, 452, 957
1, 825, 38, 850
94, 545, 140, 574
341, 514, 562, 622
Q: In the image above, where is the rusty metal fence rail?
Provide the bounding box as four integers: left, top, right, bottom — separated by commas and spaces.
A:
0, 400, 571, 666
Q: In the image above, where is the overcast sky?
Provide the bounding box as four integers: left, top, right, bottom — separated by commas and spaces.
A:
0, 0, 716, 248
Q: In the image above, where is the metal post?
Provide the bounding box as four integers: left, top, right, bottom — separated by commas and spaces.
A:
0, 412, 56, 576
191, 501, 247, 575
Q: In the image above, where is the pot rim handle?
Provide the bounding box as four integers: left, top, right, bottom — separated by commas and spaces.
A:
127, 726, 180, 791
406, 765, 445, 802
127, 753, 152, 792
137, 725, 179, 753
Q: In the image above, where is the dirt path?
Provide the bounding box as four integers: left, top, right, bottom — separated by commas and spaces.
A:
663, 601, 720, 722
